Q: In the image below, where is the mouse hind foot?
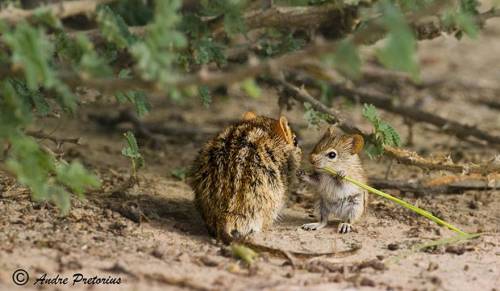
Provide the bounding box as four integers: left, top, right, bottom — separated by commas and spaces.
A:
217, 215, 263, 244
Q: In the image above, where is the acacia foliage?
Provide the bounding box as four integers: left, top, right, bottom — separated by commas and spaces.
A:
0, 0, 482, 212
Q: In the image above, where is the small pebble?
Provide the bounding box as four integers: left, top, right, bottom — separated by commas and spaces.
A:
360, 277, 376, 287
430, 276, 442, 285
387, 243, 399, 251
200, 256, 219, 267
445, 245, 466, 255
427, 262, 439, 271
151, 246, 166, 259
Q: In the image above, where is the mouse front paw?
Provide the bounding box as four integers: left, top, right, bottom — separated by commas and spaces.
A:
301, 222, 326, 231
335, 170, 346, 180
338, 223, 353, 234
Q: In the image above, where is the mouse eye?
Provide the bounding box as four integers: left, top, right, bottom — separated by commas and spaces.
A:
326, 151, 337, 159
293, 136, 298, 147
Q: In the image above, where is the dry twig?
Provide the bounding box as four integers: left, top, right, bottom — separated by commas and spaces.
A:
0, 1, 456, 94
211, 3, 359, 37
293, 60, 500, 147
330, 84, 500, 147
75, 3, 500, 49
370, 177, 500, 194
384, 146, 500, 174
278, 79, 500, 175
26, 130, 80, 146
423, 172, 500, 187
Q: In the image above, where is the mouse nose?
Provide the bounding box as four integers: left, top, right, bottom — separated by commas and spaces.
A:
309, 155, 322, 168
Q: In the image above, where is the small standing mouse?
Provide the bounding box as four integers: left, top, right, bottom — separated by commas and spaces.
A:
189, 112, 302, 243
299, 127, 367, 233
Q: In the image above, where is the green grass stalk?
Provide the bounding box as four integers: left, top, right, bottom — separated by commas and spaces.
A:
323, 167, 470, 236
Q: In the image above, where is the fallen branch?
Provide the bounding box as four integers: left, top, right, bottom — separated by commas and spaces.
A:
370, 177, 500, 194
423, 172, 500, 187
277, 78, 360, 135
87, 110, 218, 143
242, 240, 361, 261
74, 3, 500, 50
87, 110, 165, 146
26, 130, 80, 146
474, 98, 500, 111
277, 79, 500, 175
211, 3, 360, 38
68, 26, 147, 47
0, 34, 351, 95
383, 146, 500, 174
0, 1, 452, 95
0, 0, 117, 25
413, 7, 500, 40
329, 84, 500, 147
294, 62, 500, 147
2, 2, 497, 96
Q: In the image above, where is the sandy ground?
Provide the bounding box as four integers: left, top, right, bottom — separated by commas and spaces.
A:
1, 14, 500, 291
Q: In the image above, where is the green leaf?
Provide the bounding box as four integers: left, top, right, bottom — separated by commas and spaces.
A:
379, 123, 402, 147
453, 11, 479, 38
5, 132, 100, 214
32, 8, 63, 30
115, 69, 151, 116
9, 78, 50, 116
53, 81, 77, 112
198, 85, 212, 107
3, 22, 56, 90
76, 34, 113, 77
55, 32, 85, 63
131, 0, 186, 85
110, 0, 153, 26
361, 104, 379, 126
122, 131, 145, 169
362, 103, 401, 158
231, 244, 258, 265
201, 0, 247, 35
0, 80, 32, 136
260, 31, 305, 56
6, 135, 54, 200
49, 185, 71, 215
193, 37, 227, 66
223, 5, 246, 36
304, 102, 332, 128
441, 0, 479, 40
364, 143, 384, 159
376, 1, 419, 80
171, 167, 188, 181
460, 0, 479, 15
56, 161, 101, 198
327, 39, 361, 79
97, 6, 136, 49
180, 13, 208, 37
241, 78, 261, 99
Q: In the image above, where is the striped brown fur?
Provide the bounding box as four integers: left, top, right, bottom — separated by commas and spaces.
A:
189, 113, 301, 243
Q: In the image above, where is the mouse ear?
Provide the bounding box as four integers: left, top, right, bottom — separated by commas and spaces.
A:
242, 111, 257, 121
275, 116, 294, 144
349, 134, 364, 154
326, 126, 336, 135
